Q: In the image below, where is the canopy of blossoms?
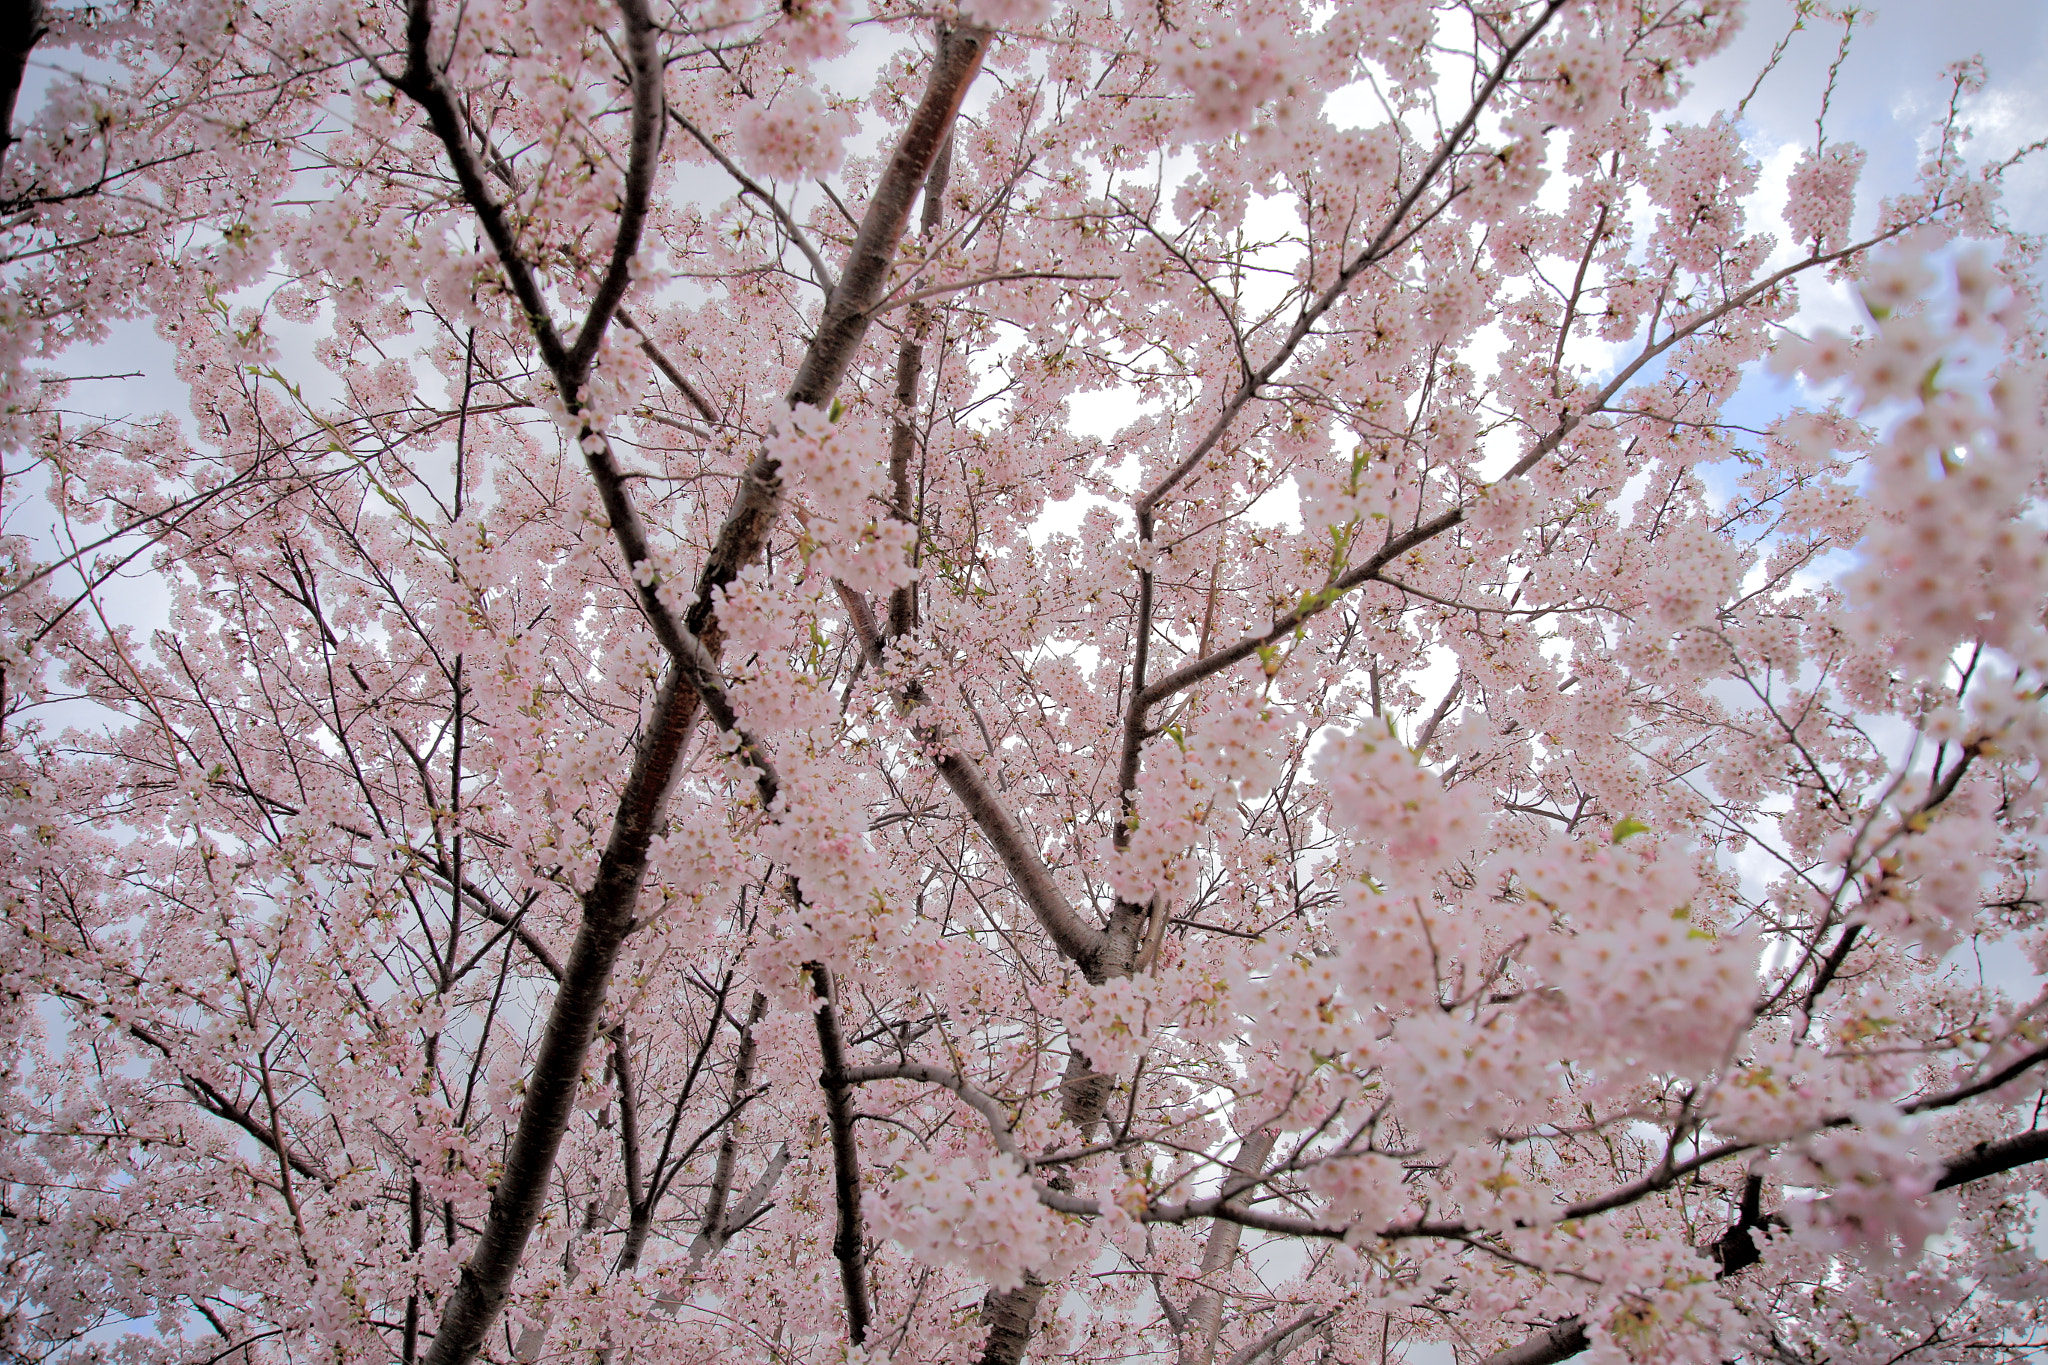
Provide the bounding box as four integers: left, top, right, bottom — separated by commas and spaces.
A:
1, 1, 2045, 1363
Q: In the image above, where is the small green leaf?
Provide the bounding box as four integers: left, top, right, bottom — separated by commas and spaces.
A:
1610, 816, 1650, 844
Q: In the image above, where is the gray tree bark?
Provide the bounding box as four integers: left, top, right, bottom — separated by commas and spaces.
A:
1179, 1129, 1280, 1365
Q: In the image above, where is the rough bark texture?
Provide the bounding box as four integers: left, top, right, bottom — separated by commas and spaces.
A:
695, 991, 770, 1253
978, 1277, 1049, 1365
1933, 1126, 2048, 1191
981, 903, 1150, 1364
885, 131, 951, 641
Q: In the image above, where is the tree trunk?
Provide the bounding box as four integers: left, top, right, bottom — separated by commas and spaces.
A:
1179, 1129, 1279, 1365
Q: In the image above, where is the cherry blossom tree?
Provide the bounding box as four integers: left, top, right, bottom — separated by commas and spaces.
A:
4, 1, 2047, 1364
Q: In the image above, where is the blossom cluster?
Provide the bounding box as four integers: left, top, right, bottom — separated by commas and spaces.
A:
1775, 243, 2048, 676
872, 1151, 1055, 1291
1776, 1106, 1951, 1261
765, 403, 918, 595
733, 88, 858, 181
8, 3, 2048, 1365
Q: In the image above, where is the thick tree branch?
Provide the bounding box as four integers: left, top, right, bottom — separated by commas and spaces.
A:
391, 5, 567, 375
693, 990, 768, 1250
932, 747, 1109, 970
611, 1029, 645, 1216
393, 0, 660, 387
682, 1140, 791, 1272
121, 1016, 329, 1186
843, 1061, 1023, 1163
1475, 1319, 1591, 1365
618, 308, 723, 426
884, 130, 951, 641
824, 143, 1126, 1076
979, 1278, 1049, 1365
835, 583, 1106, 970
681, 24, 989, 652
1224, 1309, 1336, 1365
562, 0, 663, 383
0, 0, 44, 181
1933, 1126, 2048, 1190
419, 664, 699, 1365
812, 963, 871, 1345
405, 25, 995, 1356
389, 9, 725, 1359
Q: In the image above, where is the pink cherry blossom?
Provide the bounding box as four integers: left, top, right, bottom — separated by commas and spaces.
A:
3, 4, 2046, 1365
